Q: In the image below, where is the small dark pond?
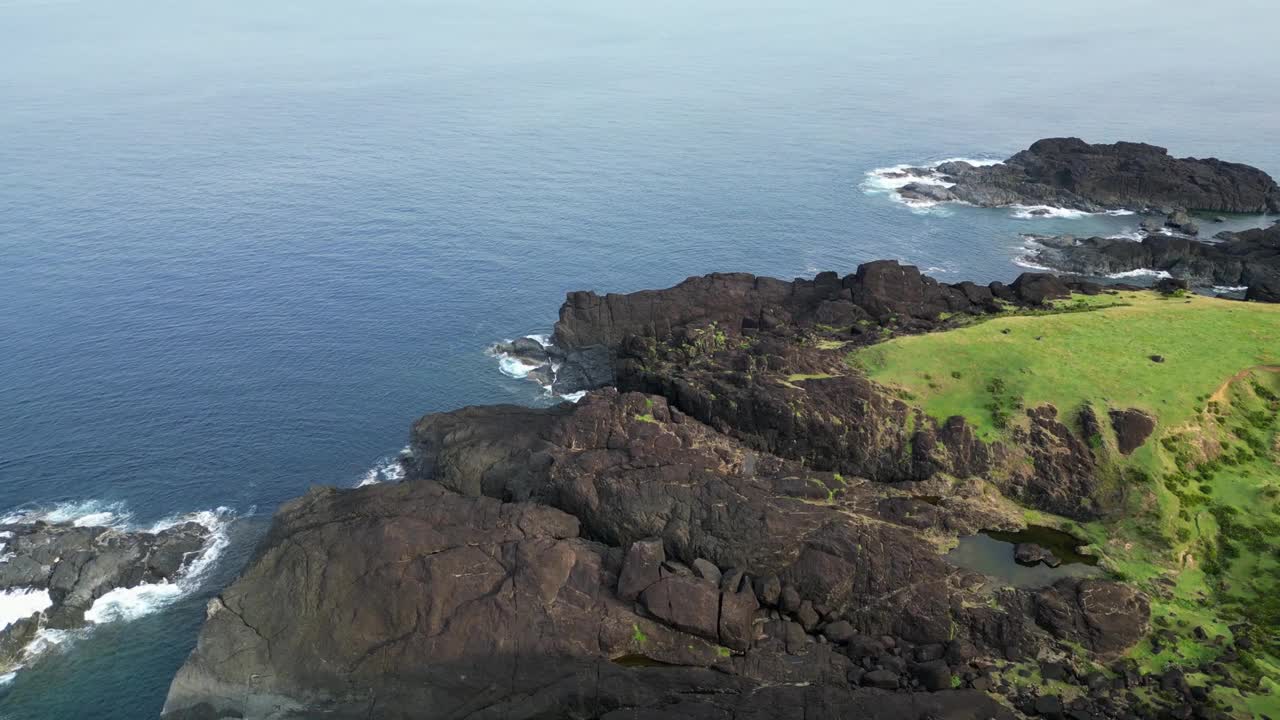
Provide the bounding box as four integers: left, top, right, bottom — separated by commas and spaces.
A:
611, 654, 681, 668
945, 525, 1104, 589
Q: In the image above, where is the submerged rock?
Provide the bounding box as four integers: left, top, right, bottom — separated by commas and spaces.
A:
1014, 542, 1061, 568
0, 519, 210, 674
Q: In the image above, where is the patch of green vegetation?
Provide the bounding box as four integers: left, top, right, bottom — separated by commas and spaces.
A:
851, 292, 1280, 441
634, 413, 656, 423
716, 646, 732, 658
632, 624, 648, 645
786, 372, 837, 383
814, 339, 850, 350
808, 477, 839, 504
679, 322, 730, 360
1067, 370, 1280, 711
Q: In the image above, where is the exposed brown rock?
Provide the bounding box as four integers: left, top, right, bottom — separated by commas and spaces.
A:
1109, 408, 1157, 455
162, 475, 1018, 720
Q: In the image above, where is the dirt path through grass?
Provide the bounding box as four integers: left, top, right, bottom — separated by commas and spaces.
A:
1209, 365, 1280, 404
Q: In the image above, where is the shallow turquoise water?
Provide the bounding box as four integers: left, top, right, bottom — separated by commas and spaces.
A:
1, 1, 1277, 716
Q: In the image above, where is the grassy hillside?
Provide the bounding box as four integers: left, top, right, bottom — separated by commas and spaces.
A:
850, 291, 1280, 717
853, 291, 1280, 441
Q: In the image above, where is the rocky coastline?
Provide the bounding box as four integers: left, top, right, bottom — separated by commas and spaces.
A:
158, 260, 1277, 720
1020, 222, 1280, 300
156, 139, 1280, 720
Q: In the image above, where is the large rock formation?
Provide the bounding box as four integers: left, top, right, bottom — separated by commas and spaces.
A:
165, 261, 1211, 719
546, 261, 1091, 395
161, 470, 1025, 719
540, 263, 1117, 520
163, 390, 1150, 719
897, 138, 1280, 213
1021, 222, 1280, 295
0, 519, 210, 673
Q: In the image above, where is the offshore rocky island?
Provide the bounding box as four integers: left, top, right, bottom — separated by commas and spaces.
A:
152, 140, 1279, 720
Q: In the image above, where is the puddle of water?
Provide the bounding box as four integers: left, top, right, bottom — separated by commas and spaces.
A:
610, 654, 680, 668
945, 525, 1103, 589
985, 525, 1100, 566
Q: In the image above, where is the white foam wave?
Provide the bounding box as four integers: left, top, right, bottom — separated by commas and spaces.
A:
559, 391, 588, 403
0, 588, 52, 632
489, 333, 554, 380
355, 447, 411, 488
1212, 285, 1248, 293
1106, 231, 1144, 241
1107, 268, 1173, 279
497, 354, 542, 379
83, 584, 183, 624
1011, 256, 1053, 271
1010, 205, 1092, 220
1011, 237, 1053, 271
0, 500, 133, 529
861, 157, 1001, 197
1105, 209, 1136, 216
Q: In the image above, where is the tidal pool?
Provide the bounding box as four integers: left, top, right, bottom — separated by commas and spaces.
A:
945, 525, 1104, 589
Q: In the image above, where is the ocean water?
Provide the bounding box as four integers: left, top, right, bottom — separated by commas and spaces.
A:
1, 0, 1278, 716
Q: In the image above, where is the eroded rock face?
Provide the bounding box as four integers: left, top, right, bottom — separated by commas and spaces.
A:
548, 262, 1108, 515
409, 390, 982, 645
161, 476, 1018, 720
1033, 578, 1151, 658
1008, 405, 1105, 521
553, 262, 1087, 355
0, 520, 209, 673
933, 138, 1280, 213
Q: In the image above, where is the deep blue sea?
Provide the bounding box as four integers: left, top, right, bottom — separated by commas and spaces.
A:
1, 0, 1277, 716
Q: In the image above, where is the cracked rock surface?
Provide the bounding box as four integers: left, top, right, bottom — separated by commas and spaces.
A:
160, 475, 1016, 720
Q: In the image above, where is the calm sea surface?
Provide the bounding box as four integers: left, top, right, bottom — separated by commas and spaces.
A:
2, 0, 1277, 716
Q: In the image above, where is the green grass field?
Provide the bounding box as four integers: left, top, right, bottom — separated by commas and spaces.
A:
852, 292, 1280, 441
850, 291, 1280, 717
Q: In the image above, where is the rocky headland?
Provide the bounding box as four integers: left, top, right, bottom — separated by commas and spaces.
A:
890, 137, 1280, 214
162, 257, 1280, 719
